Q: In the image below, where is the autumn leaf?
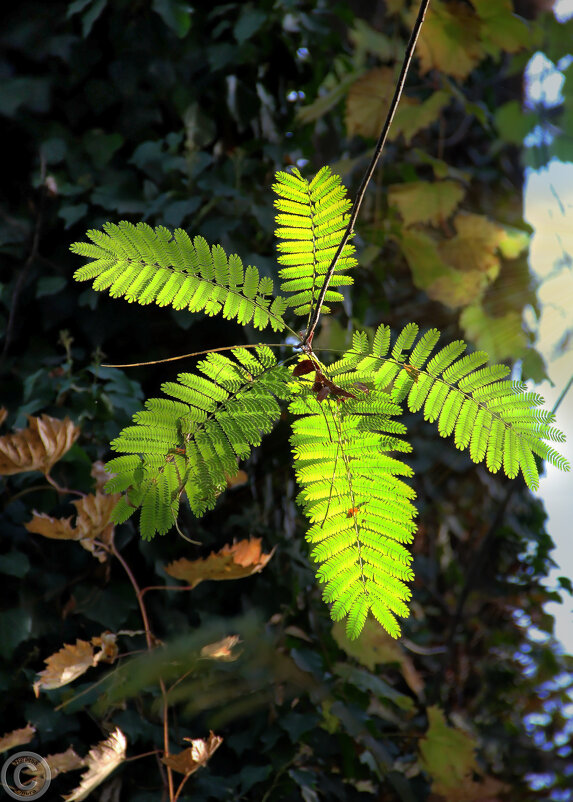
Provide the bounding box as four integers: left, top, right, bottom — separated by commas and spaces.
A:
32, 747, 85, 779
389, 180, 465, 227
0, 724, 36, 753
0, 414, 80, 476
226, 469, 248, 489
472, 0, 531, 57
33, 633, 119, 696
25, 489, 119, 562
200, 635, 241, 661
332, 618, 424, 697
63, 728, 127, 802
0, 407, 7, 428
391, 90, 451, 145
165, 538, 275, 589
345, 67, 416, 139
415, 1, 483, 80
419, 706, 509, 801
438, 212, 504, 278
162, 731, 222, 776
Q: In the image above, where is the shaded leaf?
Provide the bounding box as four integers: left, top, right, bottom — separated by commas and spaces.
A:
460, 303, 527, 363
0, 407, 7, 427
63, 728, 127, 802
162, 731, 222, 776
345, 67, 414, 139
165, 538, 275, 589
389, 180, 465, 227
391, 90, 451, 145
0, 414, 80, 476
416, 1, 483, 80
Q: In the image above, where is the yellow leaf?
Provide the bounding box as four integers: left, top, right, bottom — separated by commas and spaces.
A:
415, 1, 483, 80
165, 538, 275, 589
391, 90, 451, 145
419, 706, 477, 792
426, 269, 487, 309
389, 180, 465, 227
460, 304, 527, 363
439, 212, 504, 278
0, 724, 36, 754
63, 728, 126, 802
397, 228, 450, 289
0, 414, 80, 476
345, 67, 415, 139
332, 618, 424, 697
162, 731, 222, 776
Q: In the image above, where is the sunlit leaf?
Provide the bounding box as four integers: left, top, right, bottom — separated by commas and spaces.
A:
63, 728, 127, 802
200, 635, 241, 661
0, 724, 36, 753
165, 538, 275, 589
0, 414, 80, 476
162, 731, 222, 775
33, 633, 119, 696
34, 747, 86, 779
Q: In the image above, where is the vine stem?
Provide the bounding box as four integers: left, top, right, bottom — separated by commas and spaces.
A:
302, 0, 432, 350
110, 533, 175, 802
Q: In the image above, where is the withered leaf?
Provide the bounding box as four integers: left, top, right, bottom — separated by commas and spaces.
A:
0, 407, 7, 428
200, 635, 241, 662
29, 747, 85, 778
292, 359, 316, 377
0, 414, 80, 476
63, 729, 126, 802
0, 724, 36, 754
25, 489, 119, 562
33, 633, 119, 696
162, 732, 222, 776
165, 538, 274, 589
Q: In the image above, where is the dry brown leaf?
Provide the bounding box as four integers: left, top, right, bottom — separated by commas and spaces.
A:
25, 489, 119, 562
33, 633, 119, 696
0, 407, 7, 428
165, 538, 275, 589
0, 724, 36, 753
30, 747, 86, 778
0, 414, 80, 476
200, 635, 241, 661
226, 469, 248, 488
90, 460, 111, 492
162, 731, 222, 776
63, 728, 127, 802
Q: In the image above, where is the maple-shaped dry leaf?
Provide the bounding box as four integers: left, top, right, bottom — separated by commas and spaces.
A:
0, 414, 80, 476
415, 0, 483, 80
0, 724, 36, 754
162, 731, 222, 776
345, 67, 415, 140
165, 538, 275, 589
25, 490, 119, 562
389, 180, 465, 227
200, 635, 241, 662
63, 728, 127, 802
32, 747, 86, 778
33, 633, 119, 696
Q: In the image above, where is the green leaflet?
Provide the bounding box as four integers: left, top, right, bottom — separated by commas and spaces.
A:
334, 322, 569, 491
104, 347, 291, 539
273, 166, 357, 317
71, 165, 570, 641
289, 389, 417, 640
71, 223, 288, 332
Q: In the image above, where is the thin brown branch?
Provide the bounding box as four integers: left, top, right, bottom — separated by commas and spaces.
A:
302, 0, 432, 349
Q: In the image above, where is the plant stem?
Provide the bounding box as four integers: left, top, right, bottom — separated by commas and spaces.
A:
302, 0, 432, 349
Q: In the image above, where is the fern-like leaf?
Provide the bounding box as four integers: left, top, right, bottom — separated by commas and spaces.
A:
289, 385, 417, 640
273, 166, 357, 317
105, 347, 291, 538
71, 223, 288, 332
342, 323, 570, 490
